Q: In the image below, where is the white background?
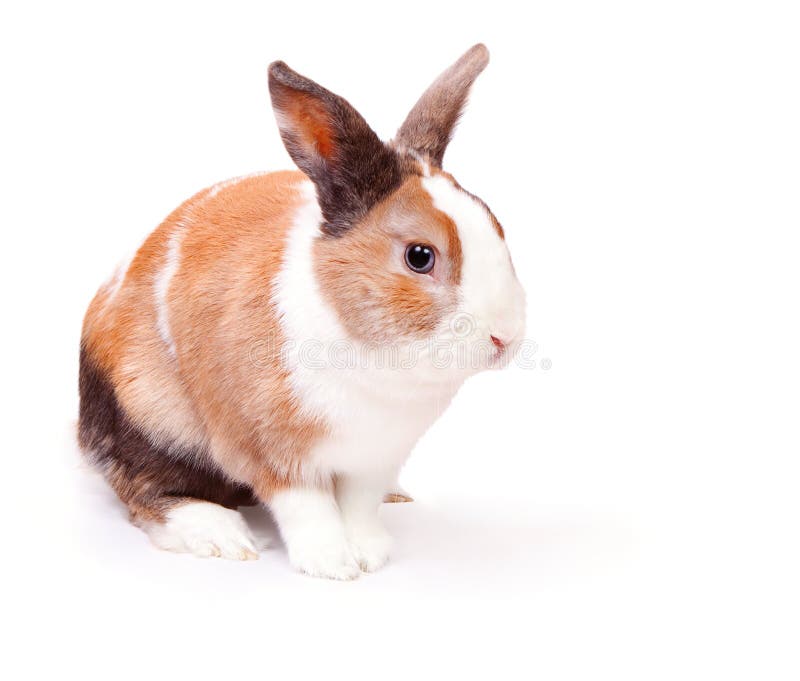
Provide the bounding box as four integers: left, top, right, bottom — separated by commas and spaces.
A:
2, 1, 798, 679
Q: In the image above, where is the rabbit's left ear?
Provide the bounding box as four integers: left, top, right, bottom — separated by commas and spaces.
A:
269, 61, 402, 235
394, 44, 489, 168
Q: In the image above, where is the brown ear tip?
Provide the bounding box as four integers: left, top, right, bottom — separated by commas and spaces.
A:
268, 61, 291, 81
469, 43, 490, 68
472, 43, 490, 58
269, 61, 306, 91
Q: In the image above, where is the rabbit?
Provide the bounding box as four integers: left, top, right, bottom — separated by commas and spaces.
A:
78, 43, 526, 579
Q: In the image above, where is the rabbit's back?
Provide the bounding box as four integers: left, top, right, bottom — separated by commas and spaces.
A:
79, 170, 322, 499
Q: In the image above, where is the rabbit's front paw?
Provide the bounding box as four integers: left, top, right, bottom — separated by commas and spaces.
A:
287, 539, 360, 580
346, 525, 392, 573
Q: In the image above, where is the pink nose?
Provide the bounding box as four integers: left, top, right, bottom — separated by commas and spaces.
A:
490, 335, 506, 351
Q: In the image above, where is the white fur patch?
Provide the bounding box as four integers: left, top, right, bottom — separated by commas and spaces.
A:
269, 487, 360, 580
271, 182, 353, 429
272, 181, 462, 483
143, 501, 261, 560
422, 174, 526, 346
153, 223, 186, 357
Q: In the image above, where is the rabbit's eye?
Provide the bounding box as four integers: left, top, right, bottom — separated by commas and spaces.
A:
404, 244, 435, 274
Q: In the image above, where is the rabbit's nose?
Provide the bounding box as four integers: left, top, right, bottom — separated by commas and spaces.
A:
490, 335, 507, 352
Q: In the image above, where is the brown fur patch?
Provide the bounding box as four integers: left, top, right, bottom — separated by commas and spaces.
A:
78, 343, 256, 524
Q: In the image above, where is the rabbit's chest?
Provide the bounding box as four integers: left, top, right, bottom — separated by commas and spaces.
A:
304, 369, 459, 476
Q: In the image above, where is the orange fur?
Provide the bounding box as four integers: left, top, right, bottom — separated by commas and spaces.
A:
83, 188, 213, 453
82, 172, 325, 499
169, 172, 327, 497
286, 93, 335, 158
315, 174, 463, 341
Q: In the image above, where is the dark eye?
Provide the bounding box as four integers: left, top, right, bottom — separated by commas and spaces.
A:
404, 244, 435, 274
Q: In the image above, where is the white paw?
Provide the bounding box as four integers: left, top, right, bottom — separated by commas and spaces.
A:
347, 525, 392, 573
144, 501, 260, 561
286, 539, 360, 580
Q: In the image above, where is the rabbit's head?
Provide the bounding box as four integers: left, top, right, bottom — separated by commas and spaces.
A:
269, 45, 525, 377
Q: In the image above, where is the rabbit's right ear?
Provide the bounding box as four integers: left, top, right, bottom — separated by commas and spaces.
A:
268, 61, 402, 235
394, 44, 490, 168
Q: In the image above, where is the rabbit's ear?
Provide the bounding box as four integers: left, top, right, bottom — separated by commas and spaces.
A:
269, 61, 402, 235
394, 44, 489, 168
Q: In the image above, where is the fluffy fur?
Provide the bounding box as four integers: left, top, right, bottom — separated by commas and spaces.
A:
78, 44, 526, 578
